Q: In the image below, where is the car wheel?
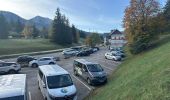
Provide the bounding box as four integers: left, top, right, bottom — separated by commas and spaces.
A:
87, 78, 92, 85
105, 56, 107, 59
32, 63, 38, 68
49, 62, 55, 65
8, 70, 17, 74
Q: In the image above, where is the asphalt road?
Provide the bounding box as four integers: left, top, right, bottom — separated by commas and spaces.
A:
1, 47, 121, 100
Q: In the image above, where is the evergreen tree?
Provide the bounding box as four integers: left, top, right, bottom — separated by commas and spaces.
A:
71, 25, 79, 43
79, 30, 86, 38
64, 17, 72, 44
41, 27, 48, 38
15, 19, 24, 34
50, 8, 72, 45
0, 14, 8, 39
50, 8, 62, 43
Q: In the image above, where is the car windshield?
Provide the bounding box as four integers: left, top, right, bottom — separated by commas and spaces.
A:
112, 53, 121, 56
47, 74, 73, 89
87, 64, 103, 72
0, 95, 24, 100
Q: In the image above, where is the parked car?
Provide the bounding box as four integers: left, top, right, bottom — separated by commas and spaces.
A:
29, 57, 57, 68
105, 52, 122, 61
76, 50, 90, 57
0, 74, 28, 100
38, 65, 77, 100
92, 47, 100, 52
62, 49, 79, 55
17, 55, 36, 67
110, 47, 124, 52
0, 60, 21, 74
62, 49, 79, 59
73, 59, 107, 85
111, 51, 126, 58
83, 48, 94, 54
71, 47, 82, 51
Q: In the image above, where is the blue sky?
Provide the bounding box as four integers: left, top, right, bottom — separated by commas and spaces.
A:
0, 0, 167, 33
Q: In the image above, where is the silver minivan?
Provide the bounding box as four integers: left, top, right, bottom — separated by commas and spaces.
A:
0, 74, 28, 100
38, 65, 77, 100
73, 59, 107, 85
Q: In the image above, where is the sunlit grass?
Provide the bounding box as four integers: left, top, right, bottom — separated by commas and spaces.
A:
86, 38, 170, 100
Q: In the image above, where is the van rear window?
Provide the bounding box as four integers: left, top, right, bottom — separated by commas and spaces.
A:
0, 95, 24, 100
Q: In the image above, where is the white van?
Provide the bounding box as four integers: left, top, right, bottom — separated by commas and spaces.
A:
38, 65, 77, 100
0, 74, 28, 100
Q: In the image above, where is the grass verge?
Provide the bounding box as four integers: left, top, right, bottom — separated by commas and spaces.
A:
86, 37, 170, 100
0, 39, 78, 56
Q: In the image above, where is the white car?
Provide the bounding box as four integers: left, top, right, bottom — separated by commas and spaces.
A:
0, 60, 21, 74
105, 52, 122, 61
29, 57, 57, 67
62, 49, 79, 56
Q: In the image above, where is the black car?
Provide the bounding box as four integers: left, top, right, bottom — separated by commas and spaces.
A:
76, 51, 90, 57
84, 48, 94, 54
17, 55, 36, 67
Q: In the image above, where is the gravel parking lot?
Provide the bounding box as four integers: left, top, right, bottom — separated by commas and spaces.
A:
1, 47, 121, 100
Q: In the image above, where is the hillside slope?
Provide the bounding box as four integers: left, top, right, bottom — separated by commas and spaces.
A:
0, 11, 52, 29
87, 40, 170, 100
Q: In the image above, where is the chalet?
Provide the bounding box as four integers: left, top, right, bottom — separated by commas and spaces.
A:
104, 29, 126, 48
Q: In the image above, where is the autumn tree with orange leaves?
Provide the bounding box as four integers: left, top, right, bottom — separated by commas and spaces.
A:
123, 0, 160, 54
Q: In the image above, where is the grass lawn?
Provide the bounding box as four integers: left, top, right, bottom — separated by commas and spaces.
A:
86, 38, 170, 100
0, 39, 75, 56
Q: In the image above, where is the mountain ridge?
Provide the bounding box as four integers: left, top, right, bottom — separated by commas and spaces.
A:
0, 10, 52, 30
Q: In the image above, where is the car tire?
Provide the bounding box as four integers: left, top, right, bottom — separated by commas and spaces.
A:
8, 70, 17, 74
87, 78, 92, 85
105, 56, 107, 59
32, 63, 38, 68
49, 62, 55, 65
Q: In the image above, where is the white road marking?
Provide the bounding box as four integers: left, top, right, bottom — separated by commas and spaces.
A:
72, 74, 92, 91
29, 91, 32, 100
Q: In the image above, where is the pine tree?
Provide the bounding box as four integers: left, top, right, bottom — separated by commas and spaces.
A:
0, 14, 8, 39
50, 8, 73, 45
71, 25, 79, 43
15, 19, 24, 34
41, 27, 48, 38
50, 8, 62, 43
